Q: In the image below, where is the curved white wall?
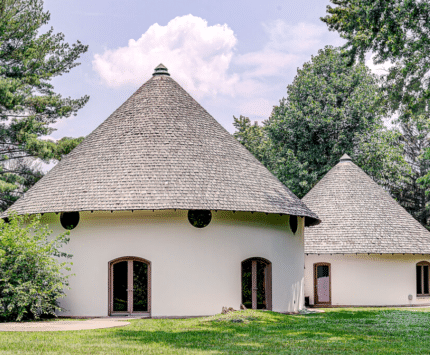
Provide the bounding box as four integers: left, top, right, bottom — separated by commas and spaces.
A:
41, 210, 305, 317
305, 254, 430, 306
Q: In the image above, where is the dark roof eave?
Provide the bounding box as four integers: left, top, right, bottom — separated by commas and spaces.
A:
305, 216, 321, 227
2, 207, 321, 222
305, 252, 430, 255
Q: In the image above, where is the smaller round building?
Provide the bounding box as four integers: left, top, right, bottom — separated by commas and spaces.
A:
5, 64, 319, 317
303, 154, 430, 307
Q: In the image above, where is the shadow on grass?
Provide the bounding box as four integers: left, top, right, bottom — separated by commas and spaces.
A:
94, 310, 430, 354
2, 310, 429, 354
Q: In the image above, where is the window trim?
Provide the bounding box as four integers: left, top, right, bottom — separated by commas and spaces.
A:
416, 261, 430, 297
108, 256, 151, 316
241, 257, 272, 310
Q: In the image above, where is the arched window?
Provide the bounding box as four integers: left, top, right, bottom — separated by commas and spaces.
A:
108, 257, 151, 315
241, 258, 272, 310
416, 261, 430, 297
314, 263, 331, 305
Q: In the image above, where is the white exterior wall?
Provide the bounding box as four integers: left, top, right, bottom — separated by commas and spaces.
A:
41, 210, 305, 317
304, 254, 430, 306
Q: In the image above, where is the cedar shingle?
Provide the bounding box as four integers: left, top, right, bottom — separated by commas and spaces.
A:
303, 155, 430, 253
4, 67, 320, 225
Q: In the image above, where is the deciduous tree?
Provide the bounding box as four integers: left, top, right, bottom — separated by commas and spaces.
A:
232, 115, 272, 169
322, 0, 430, 117
0, 213, 72, 321
395, 114, 430, 228
322, 0, 430, 222
265, 46, 388, 198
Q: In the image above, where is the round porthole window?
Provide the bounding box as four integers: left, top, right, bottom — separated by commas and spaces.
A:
60, 212, 80, 230
188, 210, 212, 228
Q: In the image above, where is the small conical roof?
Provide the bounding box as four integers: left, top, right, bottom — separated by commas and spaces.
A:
303, 156, 430, 253
6, 65, 319, 225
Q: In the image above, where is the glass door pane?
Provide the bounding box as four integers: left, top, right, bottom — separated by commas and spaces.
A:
256, 261, 267, 309
424, 266, 429, 294
417, 265, 422, 294
241, 260, 252, 309
113, 261, 128, 312
133, 261, 148, 312
316, 265, 330, 303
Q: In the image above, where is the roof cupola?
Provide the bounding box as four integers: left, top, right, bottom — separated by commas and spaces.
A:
152, 63, 170, 76
339, 153, 352, 162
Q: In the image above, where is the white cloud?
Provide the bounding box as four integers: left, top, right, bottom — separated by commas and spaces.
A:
239, 98, 274, 118
93, 15, 239, 98
235, 50, 300, 79
92, 17, 345, 121
234, 21, 343, 82
264, 21, 328, 54
92, 17, 336, 100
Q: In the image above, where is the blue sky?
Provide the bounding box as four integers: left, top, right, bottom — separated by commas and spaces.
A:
43, 0, 346, 141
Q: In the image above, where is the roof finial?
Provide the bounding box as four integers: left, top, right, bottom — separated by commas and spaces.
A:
340, 153, 352, 162
153, 63, 170, 76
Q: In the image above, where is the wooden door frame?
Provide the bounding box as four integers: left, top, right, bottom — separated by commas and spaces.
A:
108, 256, 151, 316
241, 257, 272, 310
313, 262, 331, 306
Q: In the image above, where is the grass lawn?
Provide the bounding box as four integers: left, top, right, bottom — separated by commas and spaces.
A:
0, 308, 429, 354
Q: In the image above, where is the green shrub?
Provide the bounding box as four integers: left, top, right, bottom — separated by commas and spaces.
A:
0, 213, 73, 322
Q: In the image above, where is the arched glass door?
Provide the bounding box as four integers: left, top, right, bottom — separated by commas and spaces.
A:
241, 258, 272, 310
109, 257, 151, 316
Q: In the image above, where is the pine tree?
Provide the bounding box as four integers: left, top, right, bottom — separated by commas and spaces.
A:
0, 0, 88, 210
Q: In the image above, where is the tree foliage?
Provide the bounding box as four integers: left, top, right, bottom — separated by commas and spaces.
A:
264, 46, 390, 198
322, 0, 430, 117
232, 46, 419, 221
233, 115, 272, 168
0, 0, 88, 210
322, 0, 430, 220
233, 46, 430, 228
418, 147, 430, 196
396, 114, 430, 228
0, 213, 72, 322
353, 126, 409, 190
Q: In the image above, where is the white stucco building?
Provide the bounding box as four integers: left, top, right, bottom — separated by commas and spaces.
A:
5, 64, 320, 318
303, 154, 430, 307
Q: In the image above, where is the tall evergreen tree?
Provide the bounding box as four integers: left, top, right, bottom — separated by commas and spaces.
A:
0, 0, 88, 210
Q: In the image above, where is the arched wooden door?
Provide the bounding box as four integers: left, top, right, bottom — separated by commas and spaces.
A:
241, 258, 272, 310
109, 257, 151, 316
314, 263, 331, 306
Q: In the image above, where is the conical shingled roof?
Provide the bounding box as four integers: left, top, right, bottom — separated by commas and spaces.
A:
303, 156, 430, 254
6, 65, 319, 225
